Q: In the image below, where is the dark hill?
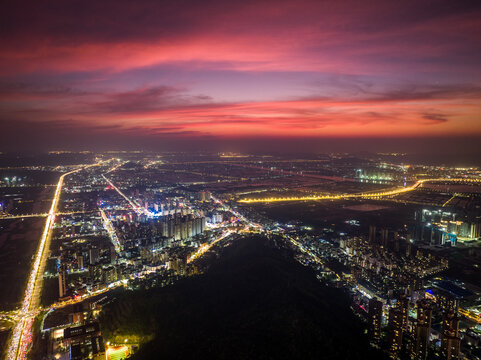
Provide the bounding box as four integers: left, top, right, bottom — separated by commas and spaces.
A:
100, 236, 386, 360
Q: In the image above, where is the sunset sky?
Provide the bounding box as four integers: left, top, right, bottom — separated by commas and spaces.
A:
1, 0, 480, 152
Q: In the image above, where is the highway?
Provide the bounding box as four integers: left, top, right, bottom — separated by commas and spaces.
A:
99, 207, 123, 254
187, 230, 233, 263
238, 178, 481, 203
101, 174, 147, 216
5, 162, 105, 360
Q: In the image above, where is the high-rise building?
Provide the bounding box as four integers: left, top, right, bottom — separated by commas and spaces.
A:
59, 263, 68, 298
76, 253, 84, 270
381, 228, 389, 248
161, 221, 169, 237
187, 219, 193, 238
438, 292, 459, 314
89, 247, 100, 265
180, 221, 187, 239
414, 300, 432, 360
159, 214, 205, 240
89, 264, 103, 282
388, 306, 404, 358
441, 312, 460, 360
398, 294, 409, 332
103, 266, 117, 284
368, 297, 383, 342
174, 222, 181, 240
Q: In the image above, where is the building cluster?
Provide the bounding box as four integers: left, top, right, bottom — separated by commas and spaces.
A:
45, 300, 127, 360
340, 226, 448, 300
367, 294, 464, 360
53, 195, 214, 299
412, 209, 481, 245
326, 225, 478, 360
113, 212, 206, 243
280, 221, 477, 360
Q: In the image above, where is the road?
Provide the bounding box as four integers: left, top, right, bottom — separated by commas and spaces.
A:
238, 178, 481, 203
101, 174, 148, 216
0, 211, 95, 220
5, 162, 104, 360
187, 230, 234, 263
99, 208, 123, 254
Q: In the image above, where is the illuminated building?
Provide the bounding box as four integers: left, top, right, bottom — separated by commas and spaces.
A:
441, 311, 460, 360
103, 266, 117, 284
157, 214, 205, 240
63, 322, 105, 360
198, 191, 208, 202
437, 292, 459, 314
76, 253, 84, 269
380, 228, 389, 248
398, 295, 409, 332
212, 213, 223, 224
414, 300, 432, 360
368, 297, 382, 343
89, 247, 100, 265
89, 264, 103, 282
388, 296, 409, 359
59, 263, 68, 298
413, 208, 481, 245
69, 304, 85, 324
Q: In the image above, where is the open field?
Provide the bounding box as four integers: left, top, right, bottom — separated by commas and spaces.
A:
0, 218, 45, 310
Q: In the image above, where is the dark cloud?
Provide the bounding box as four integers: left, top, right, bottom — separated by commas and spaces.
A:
310, 80, 481, 102
0, 81, 91, 99
91, 86, 180, 113
372, 85, 481, 102
1, 0, 480, 48
422, 113, 449, 124
0, 0, 479, 153
89, 86, 214, 114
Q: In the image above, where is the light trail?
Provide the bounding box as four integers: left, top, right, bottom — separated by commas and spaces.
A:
104, 161, 124, 174
6, 162, 105, 360
0, 211, 95, 220
187, 231, 233, 263
0, 213, 48, 219
102, 174, 147, 216
458, 308, 481, 324
442, 194, 458, 207
238, 178, 481, 203
99, 208, 123, 254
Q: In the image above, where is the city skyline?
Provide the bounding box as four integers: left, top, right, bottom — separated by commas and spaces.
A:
2, 2, 481, 359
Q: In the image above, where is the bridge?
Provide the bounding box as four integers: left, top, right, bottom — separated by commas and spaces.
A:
0, 210, 98, 220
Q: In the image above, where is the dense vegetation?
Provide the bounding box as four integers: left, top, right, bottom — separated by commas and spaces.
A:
101, 236, 386, 360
